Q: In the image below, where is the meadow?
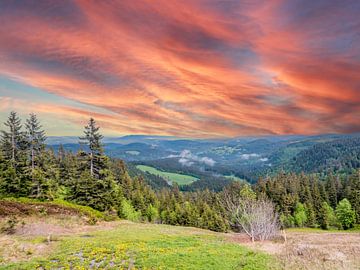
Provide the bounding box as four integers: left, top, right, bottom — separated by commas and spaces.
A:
1, 221, 276, 270
136, 165, 199, 186
1, 199, 359, 270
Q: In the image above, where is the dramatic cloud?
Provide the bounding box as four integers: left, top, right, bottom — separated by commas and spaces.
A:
177, 150, 216, 167
0, 0, 359, 136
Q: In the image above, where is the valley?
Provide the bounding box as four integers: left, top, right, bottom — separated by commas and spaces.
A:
48, 133, 360, 190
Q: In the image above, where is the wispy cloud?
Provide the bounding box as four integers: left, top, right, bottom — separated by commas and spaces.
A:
0, 0, 359, 136
171, 150, 216, 167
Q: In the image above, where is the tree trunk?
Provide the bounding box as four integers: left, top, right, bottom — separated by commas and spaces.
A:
31, 147, 35, 170
11, 131, 15, 161
37, 181, 40, 198
90, 152, 94, 177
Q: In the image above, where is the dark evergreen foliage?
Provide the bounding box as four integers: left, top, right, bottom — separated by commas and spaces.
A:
0, 111, 359, 232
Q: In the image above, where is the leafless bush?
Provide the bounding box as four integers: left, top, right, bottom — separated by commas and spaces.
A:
223, 189, 279, 242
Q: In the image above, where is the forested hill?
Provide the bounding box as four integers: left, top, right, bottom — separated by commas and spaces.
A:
1, 112, 360, 235
47, 133, 360, 183
289, 137, 360, 173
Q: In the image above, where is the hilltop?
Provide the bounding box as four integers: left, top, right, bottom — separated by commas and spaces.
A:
1, 200, 359, 269
0, 201, 276, 270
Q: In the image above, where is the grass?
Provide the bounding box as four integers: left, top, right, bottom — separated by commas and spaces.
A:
0, 197, 106, 221
1, 222, 278, 270
286, 225, 360, 233
136, 165, 199, 186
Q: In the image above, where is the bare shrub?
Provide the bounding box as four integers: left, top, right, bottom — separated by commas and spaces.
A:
223, 186, 279, 242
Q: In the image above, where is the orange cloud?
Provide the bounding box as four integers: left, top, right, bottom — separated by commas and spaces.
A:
0, 0, 359, 137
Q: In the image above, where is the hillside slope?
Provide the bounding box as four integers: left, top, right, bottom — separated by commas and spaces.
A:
289, 137, 360, 173
1, 218, 276, 270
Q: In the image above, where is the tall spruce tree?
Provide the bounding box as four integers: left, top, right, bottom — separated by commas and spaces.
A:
69, 118, 120, 211
1, 111, 27, 165
79, 118, 105, 179
25, 114, 51, 198
0, 112, 30, 196
347, 170, 360, 222
25, 113, 46, 171
326, 174, 338, 208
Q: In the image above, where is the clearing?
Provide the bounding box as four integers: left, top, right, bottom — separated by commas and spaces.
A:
1, 200, 359, 269
136, 165, 199, 186
0, 219, 275, 269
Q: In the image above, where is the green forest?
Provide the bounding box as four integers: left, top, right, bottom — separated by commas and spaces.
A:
1, 112, 359, 233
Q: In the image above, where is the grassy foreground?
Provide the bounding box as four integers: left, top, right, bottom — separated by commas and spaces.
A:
136, 165, 199, 186
1, 222, 277, 270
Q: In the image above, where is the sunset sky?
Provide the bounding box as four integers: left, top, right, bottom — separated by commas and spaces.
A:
0, 0, 359, 137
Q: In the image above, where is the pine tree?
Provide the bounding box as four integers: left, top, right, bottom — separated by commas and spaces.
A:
25, 114, 49, 198
79, 118, 104, 179
1, 112, 27, 166
347, 170, 360, 223
326, 174, 338, 208
0, 152, 7, 194
68, 118, 120, 211
310, 176, 322, 223
36, 149, 59, 200
25, 114, 46, 170
0, 112, 30, 196
305, 202, 317, 227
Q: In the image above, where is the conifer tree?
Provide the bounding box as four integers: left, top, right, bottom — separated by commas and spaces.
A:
79, 118, 105, 179
347, 170, 360, 222
0, 112, 30, 195
69, 118, 120, 211
25, 114, 51, 198
305, 202, 317, 227
1, 112, 27, 165
326, 174, 339, 208
25, 113, 46, 171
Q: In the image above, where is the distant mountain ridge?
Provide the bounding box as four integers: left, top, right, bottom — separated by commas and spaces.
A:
46, 135, 182, 145
47, 133, 360, 185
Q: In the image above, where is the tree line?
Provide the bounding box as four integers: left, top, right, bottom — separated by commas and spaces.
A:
0, 112, 229, 232
0, 112, 358, 237
256, 171, 359, 230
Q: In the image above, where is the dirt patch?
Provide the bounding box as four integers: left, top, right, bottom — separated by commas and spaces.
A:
9, 216, 122, 237
0, 234, 56, 263
228, 231, 360, 270
0, 217, 124, 264
0, 201, 85, 217
226, 232, 252, 244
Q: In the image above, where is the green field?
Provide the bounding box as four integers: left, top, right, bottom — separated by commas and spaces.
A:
136, 165, 199, 185
2, 222, 277, 270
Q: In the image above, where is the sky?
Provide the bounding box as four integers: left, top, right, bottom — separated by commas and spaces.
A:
0, 0, 359, 137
